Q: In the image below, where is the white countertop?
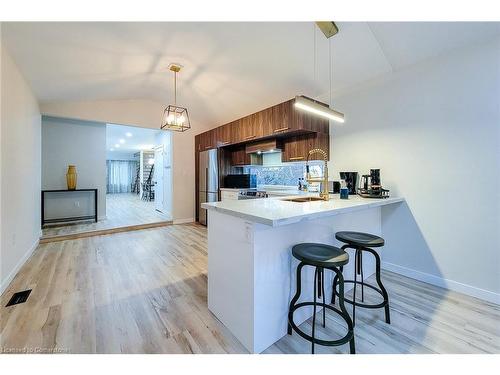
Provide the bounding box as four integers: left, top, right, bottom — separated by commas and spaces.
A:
202, 194, 404, 227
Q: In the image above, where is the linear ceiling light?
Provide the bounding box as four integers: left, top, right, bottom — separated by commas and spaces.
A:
294, 95, 344, 123
295, 21, 345, 124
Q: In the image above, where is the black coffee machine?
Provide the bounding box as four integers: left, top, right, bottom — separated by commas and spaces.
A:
339, 172, 358, 195
358, 169, 390, 198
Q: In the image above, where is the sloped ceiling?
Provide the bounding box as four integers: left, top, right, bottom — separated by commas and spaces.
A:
2, 22, 499, 129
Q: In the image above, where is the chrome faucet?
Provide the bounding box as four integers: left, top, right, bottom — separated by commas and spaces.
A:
306, 148, 329, 201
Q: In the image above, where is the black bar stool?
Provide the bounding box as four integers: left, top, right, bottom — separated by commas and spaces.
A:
288, 243, 355, 354
331, 231, 390, 326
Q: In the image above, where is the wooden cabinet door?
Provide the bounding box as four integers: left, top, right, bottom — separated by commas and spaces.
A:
228, 119, 242, 144
216, 123, 233, 147
257, 106, 274, 138
239, 115, 257, 143
230, 147, 249, 166
281, 135, 307, 162
271, 100, 293, 135
252, 110, 268, 139
281, 133, 330, 162
199, 129, 216, 151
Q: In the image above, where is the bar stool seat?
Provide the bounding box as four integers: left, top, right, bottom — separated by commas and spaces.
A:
292, 243, 349, 268
288, 243, 355, 354
335, 231, 385, 248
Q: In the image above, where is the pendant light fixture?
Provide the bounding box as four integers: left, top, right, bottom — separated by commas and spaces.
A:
161, 63, 191, 132
294, 22, 345, 124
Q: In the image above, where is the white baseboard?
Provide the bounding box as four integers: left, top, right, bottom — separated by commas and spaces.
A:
382, 261, 500, 305
173, 217, 194, 225
0, 238, 39, 296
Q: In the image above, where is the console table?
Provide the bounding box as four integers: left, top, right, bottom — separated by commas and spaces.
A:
41, 189, 98, 226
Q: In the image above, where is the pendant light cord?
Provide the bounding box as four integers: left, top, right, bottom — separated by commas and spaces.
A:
329, 37, 332, 107
313, 23, 316, 89
174, 71, 177, 106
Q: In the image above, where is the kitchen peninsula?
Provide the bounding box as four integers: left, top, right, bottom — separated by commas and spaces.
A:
202, 194, 404, 353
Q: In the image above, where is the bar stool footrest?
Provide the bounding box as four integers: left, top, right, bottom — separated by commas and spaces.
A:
288, 302, 354, 347
333, 280, 387, 309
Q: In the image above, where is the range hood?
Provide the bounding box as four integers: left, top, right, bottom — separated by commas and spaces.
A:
245, 139, 282, 154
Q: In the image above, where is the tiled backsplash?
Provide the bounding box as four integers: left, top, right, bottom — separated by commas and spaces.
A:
245, 158, 323, 187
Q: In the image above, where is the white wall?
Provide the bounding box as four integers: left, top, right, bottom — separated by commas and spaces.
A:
41, 99, 206, 223
329, 38, 500, 302
41, 116, 106, 220
0, 44, 41, 294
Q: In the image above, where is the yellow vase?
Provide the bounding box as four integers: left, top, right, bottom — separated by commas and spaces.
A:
66, 165, 77, 190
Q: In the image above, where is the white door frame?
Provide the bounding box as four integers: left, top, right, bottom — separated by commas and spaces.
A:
154, 145, 164, 212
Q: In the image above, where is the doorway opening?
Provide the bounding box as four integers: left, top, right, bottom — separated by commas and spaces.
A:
40, 117, 172, 240
105, 123, 172, 226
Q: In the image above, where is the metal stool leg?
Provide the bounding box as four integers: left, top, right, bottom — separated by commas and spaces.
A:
363, 247, 391, 324
288, 262, 305, 335
321, 268, 326, 328
334, 267, 355, 354
311, 267, 319, 354
331, 245, 348, 304
331, 266, 339, 304
352, 249, 359, 327
359, 251, 364, 302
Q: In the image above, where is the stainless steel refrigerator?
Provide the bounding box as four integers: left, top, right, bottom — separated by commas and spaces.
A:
198, 148, 219, 225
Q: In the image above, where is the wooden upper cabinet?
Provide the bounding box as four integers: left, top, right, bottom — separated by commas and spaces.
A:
239, 114, 257, 142
216, 122, 233, 147
269, 101, 292, 135
197, 97, 330, 149
230, 146, 248, 166
198, 129, 216, 151
281, 132, 330, 163
292, 103, 330, 134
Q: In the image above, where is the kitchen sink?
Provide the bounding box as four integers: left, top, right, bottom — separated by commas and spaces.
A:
281, 196, 326, 203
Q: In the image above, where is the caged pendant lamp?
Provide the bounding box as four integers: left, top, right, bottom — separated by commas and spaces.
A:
161, 63, 191, 132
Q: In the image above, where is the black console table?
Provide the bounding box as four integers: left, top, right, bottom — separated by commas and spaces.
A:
41, 189, 98, 226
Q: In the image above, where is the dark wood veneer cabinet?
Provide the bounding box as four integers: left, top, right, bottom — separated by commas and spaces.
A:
216, 122, 234, 147
268, 101, 292, 135
196, 97, 331, 160
281, 133, 330, 162
230, 147, 248, 166
207, 98, 330, 147
198, 129, 217, 151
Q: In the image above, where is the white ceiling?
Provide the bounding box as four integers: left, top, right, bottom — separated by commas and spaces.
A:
106, 123, 159, 154
3, 22, 499, 128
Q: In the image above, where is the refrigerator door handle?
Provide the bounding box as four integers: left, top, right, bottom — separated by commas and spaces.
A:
206, 167, 209, 192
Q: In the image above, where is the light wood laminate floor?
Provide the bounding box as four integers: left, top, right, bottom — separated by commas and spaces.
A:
2, 224, 499, 354
42, 193, 171, 239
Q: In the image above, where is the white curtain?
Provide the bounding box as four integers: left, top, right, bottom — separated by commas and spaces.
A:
106, 160, 137, 193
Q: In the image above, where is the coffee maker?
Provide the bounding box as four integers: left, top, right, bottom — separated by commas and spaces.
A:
357, 169, 390, 198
